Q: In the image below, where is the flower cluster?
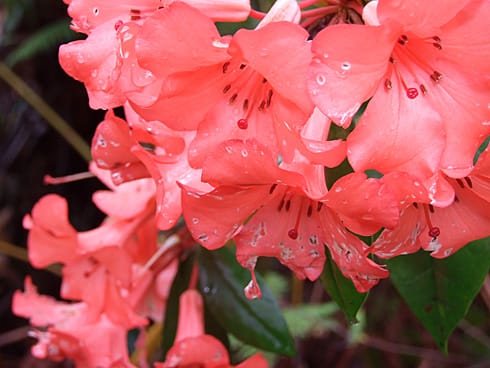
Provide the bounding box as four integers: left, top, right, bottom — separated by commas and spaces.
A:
13, 0, 490, 366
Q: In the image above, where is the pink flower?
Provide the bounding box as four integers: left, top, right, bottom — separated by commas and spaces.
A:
372, 148, 490, 258
13, 277, 135, 367
155, 289, 267, 368
181, 139, 396, 292
309, 0, 490, 180
134, 1, 314, 166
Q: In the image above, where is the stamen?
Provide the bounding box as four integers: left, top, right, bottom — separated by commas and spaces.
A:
288, 229, 298, 239
430, 71, 443, 83
242, 99, 249, 112
422, 204, 440, 239
237, 118, 248, 130
269, 184, 278, 194
397, 34, 408, 46
44, 171, 95, 185
222, 61, 230, 73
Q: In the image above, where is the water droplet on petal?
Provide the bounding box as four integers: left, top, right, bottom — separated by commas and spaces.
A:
244, 279, 261, 300
316, 74, 326, 86
341, 62, 351, 71
241, 149, 248, 157
192, 217, 199, 224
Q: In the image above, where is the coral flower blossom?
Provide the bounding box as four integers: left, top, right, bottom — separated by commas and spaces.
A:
308, 0, 490, 181
134, 1, 314, 166
372, 147, 490, 259
155, 289, 267, 368
181, 138, 398, 293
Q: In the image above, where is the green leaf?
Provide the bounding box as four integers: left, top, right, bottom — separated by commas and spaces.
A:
387, 238, 490, 351
6, 19, 78, 67
197, 247, 296, 356
320, 249, 367, 324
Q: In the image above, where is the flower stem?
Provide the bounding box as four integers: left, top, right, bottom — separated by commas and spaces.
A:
0, 240, 61, 276
0, 62, 91, 162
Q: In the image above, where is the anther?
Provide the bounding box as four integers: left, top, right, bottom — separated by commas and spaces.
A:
229, 93, 238, 104
239, 63, 247, 69
266, 90, 273, 107
237, 118, 248, 130
456, 178, 465, 189
432, 36, 441, 43
432, 43, 442, 50
420, 84, 428, 95
464, 176, 473, 188
398, 34, 408, 46
429, 204, 435, 213
278, 197, 285, 211
316, 202, 323, 212
285, 199, 291, 211
430, 71, 443, 83
269, 184, 277, 194
222, 84, 231, 94
243, 99, 249, 112
307, 205, 313, 217
384, 79, 392, 89
258, 101, 266, 111
262, 78, 267, 83
222, 62, 230, 73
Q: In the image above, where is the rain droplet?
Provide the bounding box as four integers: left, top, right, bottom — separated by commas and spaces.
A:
316, 74, 326, 86
244, 279, 262, 300
192, 217, 199, 224
241, 149, 248, 157
341, 62, 351, 71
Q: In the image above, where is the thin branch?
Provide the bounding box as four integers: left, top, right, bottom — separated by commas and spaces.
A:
0, 240, 61, 276
0, 61, 91, 162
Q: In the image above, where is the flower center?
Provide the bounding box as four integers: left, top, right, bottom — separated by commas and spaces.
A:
384, 34, 444, 99
221, 61, 274, 130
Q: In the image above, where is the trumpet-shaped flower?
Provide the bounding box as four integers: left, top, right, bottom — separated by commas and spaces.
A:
309, 0, 490, 180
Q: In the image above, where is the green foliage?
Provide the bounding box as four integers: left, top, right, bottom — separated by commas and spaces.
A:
6, 19, 77, 66
198, 246, 296, 356
387, 238, 490, 351
321, 248, 368, 323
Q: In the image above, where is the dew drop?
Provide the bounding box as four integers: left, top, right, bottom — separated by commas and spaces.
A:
192, 217, 199, 224
225, 146, 233, 153
197, 233, 209, 242
316, 74, 326, 86
93, 7, 99, 16
212, 39, 228, 49
341, 62, 351, 71
244, 279, 262, 300
241, 149, 248, 157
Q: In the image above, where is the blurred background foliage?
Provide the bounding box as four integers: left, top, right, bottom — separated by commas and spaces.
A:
0, 1, 489, 367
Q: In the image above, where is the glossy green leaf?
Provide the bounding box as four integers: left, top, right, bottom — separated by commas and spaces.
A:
387, 238, 490, 351
197, 247, 296, 356
320, 249, 367, 323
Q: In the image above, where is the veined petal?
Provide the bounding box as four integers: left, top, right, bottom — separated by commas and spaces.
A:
323, 173, 399, 236
231, 21, 314, 114
309, 24, 394, 127
180, 184, 271, 250
136, 2, 228, 77
347, 75, 445, 180
377, 0, 472, 33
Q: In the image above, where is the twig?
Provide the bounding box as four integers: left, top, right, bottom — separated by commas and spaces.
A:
0, 240, 61, 276
0, 61, 91, 162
